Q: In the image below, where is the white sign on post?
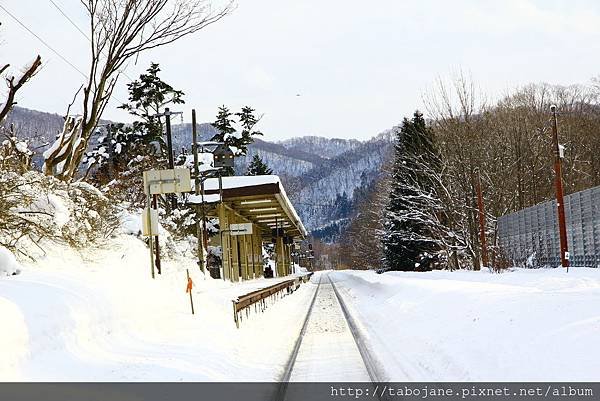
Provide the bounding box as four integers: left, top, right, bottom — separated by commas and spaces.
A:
142, 207, 159, 236
141, 168, 192, 279
230, 223, 253, 236
143, 168, 192, 195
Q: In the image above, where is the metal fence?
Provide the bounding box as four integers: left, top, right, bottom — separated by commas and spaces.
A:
497, 185, 600, 267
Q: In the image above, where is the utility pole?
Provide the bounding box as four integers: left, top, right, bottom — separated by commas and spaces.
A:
551, 105, 569, 271
154, 107, 183, 211
475, 170, 488, 269
192, 109, 205, 273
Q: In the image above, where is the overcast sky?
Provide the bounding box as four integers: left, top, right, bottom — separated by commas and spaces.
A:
1, 0, 600, 141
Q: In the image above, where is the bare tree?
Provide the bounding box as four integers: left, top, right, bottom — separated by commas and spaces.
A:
0, 56, 42, 124
44, 0, 235, 180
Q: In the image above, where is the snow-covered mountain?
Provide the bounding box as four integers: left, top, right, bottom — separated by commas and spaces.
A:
4, 106, 394, 235
278, 136, 363, 159
285, 136, 393, 231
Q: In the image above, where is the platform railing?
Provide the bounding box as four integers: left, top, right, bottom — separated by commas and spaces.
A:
232, 273, 313, 328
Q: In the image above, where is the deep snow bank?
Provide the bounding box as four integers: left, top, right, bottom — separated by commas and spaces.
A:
331, 268, 600, 381
0, 234, 317, 381
0, 246, 21, 276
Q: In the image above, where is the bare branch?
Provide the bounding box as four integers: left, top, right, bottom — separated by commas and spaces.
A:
46, 0, 235, 181
0, 55, 42, 123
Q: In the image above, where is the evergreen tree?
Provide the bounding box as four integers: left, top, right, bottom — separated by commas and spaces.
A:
236, 106, 263, 146
83, 63, 184, 202
210, 105, 264, 176
331, 192, 352, 220
381, 111, 448, 271
246, 154, 273, 175
211, 105, 236, 141
119, 62, 185, 154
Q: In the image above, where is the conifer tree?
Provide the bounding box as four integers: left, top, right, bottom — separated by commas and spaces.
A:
236, 106, 263, 145
381, 111, 448, 271
83, 64, 184, 204
210, 105, 264, 176
246, 154, 273, 175
211, 105, 236, 142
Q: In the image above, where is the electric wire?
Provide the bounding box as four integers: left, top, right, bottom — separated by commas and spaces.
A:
0, 3, 88, 80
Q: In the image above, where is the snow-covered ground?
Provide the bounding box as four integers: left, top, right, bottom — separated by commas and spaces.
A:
0, 234, 317, 381
3, 238, 600, 383
331, 268, 600, 381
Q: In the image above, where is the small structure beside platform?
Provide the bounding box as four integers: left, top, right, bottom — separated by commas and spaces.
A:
188, 175, 307, 282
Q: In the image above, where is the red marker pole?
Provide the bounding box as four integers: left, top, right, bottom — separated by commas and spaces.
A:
186, 269, 195, 314
551, 105, 569, 272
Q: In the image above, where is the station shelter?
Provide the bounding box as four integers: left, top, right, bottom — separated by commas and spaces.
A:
188, 175, 307, 282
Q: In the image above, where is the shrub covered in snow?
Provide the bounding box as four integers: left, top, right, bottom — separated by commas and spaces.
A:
0, 128, 34, 174
0, 170, 118, 258
0, 246, 21, 276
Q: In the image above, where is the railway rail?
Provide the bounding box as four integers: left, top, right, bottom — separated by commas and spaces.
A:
275, 272, 385, 401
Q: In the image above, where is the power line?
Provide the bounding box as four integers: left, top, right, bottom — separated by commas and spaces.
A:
47, 0, 135, 83
48, 0, 90, 41
0, 3, 88, 80
1, 2, 132, 111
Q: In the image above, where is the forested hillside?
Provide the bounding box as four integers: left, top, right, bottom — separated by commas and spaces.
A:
334, 78, 600, 271
2, 106, 393, 235
278, 136, 363, 159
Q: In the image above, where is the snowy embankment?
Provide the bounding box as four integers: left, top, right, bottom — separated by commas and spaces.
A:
331, 268, 600, 381
0, 233, 316, 381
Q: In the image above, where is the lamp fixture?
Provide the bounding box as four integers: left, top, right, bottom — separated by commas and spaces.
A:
240, 199, 272, 205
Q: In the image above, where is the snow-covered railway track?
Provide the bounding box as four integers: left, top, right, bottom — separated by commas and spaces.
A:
327, 274, 385, 385
275, 272, 383, 400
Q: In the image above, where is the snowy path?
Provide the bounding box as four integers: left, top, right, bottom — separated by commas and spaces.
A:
286, 273, 371, 382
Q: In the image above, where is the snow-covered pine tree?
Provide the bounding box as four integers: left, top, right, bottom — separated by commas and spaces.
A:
236, 105, 263, 147
83, 63, 184, 203
381, 111, 449, 271
211, 106, 237, 140
210, 106, 238, 176
246, 154, 273, 175
211, 105, 264, 176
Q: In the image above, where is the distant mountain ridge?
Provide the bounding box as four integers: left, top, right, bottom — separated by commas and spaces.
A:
3, 106, 394, 234
278, 136, 363, 159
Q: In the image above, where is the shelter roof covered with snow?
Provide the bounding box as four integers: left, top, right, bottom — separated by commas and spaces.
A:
188, 175, 307, 238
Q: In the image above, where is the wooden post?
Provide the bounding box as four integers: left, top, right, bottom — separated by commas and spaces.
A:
145, 187, 156, 279
164, 107, 177, 211
152, 194, 161, 275
233, 302, 239, 328
253, 229, 263, 278
186, 269, 195, 315
276, 236, 285, 277
219, 203, 231, 281
244, 234, 250, 280
231, 212, 240, 282
191, 109, 205, 273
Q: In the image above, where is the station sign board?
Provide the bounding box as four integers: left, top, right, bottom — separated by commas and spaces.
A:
143, 168, 192, 195
230, 223, 253, 236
